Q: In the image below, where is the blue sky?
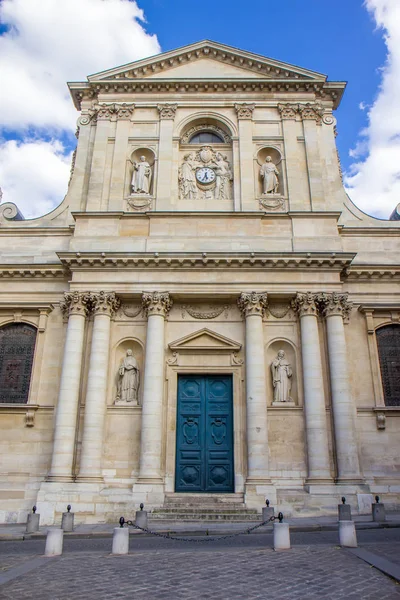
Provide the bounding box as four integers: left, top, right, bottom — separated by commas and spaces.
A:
0, 0, 399, 219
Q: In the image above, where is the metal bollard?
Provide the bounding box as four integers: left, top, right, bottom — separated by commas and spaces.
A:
338, 520, 357, 547
338, 496, 352, 521
372, 496, 386, 522
112, 518, 129, 555
45, 528, 64, 556
262, 499, 274, 521
135, 503, 148, 529
273, 512, 291, 550
61, 505, 74, 532
26, 506, 40, 533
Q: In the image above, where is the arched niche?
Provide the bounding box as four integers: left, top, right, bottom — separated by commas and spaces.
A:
255, 146, 284, 199
265, 339, 298, 406
112, 339, 144, 406
127, 147, 156, 198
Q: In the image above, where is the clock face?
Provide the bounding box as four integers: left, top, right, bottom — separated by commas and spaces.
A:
196, 167, 216, 184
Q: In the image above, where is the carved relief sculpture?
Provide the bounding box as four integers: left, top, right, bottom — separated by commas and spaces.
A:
116, 349, 140, 404
179, 153, 198, 200
260, 156, 279, 194
214, 152, 232, 200
178, 147, 232, 200
271, 350, 293, 403
131, 156, 152, 194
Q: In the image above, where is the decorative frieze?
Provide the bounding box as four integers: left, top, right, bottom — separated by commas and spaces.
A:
182, 304, 230, 320
277, 103, 299, 120
142, 291, 173, 318
78, 102, 134, 125
234, 103, 255, 119
157, 103, 177, 120
317, 292, 353, 320
60, 291, 92, 317
238, 292, 268, 318
291, 292, 318, 317
90, 291, 121, 317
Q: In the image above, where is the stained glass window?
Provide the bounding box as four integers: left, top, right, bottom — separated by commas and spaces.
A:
0, 323, 37, 404
376, 325, 400, 407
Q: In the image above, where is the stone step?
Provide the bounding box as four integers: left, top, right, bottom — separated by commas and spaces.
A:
152, 507, 258, 515
164, 493, 245, 506
150, 512, 260, 521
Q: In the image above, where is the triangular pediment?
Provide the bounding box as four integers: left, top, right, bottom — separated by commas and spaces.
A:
88, 40, 326, 82
169, 328, 241, 352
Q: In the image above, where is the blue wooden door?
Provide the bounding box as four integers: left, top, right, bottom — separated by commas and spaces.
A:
175, 375, 234, 492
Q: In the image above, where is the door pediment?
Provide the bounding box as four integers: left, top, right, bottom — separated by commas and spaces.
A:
169, 328, 241, 353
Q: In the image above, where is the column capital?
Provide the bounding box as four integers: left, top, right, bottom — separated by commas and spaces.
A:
234, 103, 255, 119
94, 102, 118, 121
116, 103, 135, 120
238, 292, 268, 318
317, 292, 353, 320
90, 291, 121, 317
298, 103, 323, 125
291, 292, 319, 317
157, 103, 177, 120
142, 291, 173, 318
277, 103, 299, 120
60, 291, 92, 317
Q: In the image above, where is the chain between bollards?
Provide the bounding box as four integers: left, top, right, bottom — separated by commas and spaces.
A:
118, 513, 281, 543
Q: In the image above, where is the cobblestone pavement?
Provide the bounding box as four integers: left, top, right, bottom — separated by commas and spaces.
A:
1, 532, 400, 600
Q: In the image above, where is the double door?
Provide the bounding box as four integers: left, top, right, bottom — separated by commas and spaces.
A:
175, 374, 234, 492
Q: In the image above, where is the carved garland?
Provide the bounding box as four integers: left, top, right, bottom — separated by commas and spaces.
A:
182, 305, 229, 319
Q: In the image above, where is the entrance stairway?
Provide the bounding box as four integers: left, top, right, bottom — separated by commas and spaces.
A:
150, 493, 260, 522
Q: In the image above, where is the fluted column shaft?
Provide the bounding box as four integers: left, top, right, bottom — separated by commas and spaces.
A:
48, 292, 90, 480
292, 293, 331, 482
238, 292, 269, 482
138, 292, 172, 481
78, 292, 120, 480
319, 293, 362, 482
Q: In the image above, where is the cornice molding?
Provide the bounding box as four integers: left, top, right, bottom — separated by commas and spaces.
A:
57, 251, 355, 272
0, 266, 67, 279
342, 267, 400, 281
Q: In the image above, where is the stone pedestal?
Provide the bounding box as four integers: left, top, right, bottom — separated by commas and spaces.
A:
26, 512, 40, 533
61, 511, 74, 532
262, 506, 274, 521
112, 527, 129, 555
338, 504, 352, 521
135, 510, 148, 529
338, 520, 357, 547
45, 528, 64, 556
273, 522, 291, 550
372, 503, 386, 522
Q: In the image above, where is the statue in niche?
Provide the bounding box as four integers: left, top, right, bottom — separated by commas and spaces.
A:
179, 153, 198, 199
271, 350, 293, 403
131, 156, 152, 194
214, 152, 232, 200
260, 156, 279, 194
116, 349, 140, 404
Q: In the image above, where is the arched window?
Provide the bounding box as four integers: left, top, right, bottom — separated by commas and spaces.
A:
376, 325, 400, 406
0, 323, 37, 404
189, 131, 224, 144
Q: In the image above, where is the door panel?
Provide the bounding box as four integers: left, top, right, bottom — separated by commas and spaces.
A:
175, 375, 234, 493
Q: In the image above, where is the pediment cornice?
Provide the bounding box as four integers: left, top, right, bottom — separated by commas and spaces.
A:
169, 327, 241, 353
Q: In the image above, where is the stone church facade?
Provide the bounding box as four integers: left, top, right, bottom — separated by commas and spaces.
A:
0, 41, 399, 525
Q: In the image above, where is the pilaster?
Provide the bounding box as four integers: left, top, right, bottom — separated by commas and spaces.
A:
156, 104, 177, 210
235, 103, 255, 211
299, 103, 325, 211
108, 104, 135, 211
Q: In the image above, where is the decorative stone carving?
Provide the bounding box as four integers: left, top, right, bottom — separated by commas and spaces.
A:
271, 350, 293, 403
277, 103, 299, 120
116, 103, 135, 120
234, 103, 255, 119
91, 291, 121, 317
298, 103, 324, 125
267, 303, 291, 319
238, 292, 268, 318
131, 156, 152, 194
317, 292, 353, 320
259, 197, 286, 211
179, 153, 198, 200
119, 304, 143, 319
127, 196, 153, 212
178, 148, 232, 200
25, 409, 36, 427
260, 156, 280, 195
142, 291, 173, 318
60, 291, 92, 317
95, 103, 119, 121
167, 352, 179, 366
231, 352, 244, 366
157, 103, 177, 120
182, 304, 229, 320
214, 152, 232, 200
322, 113, 336, 126
181, 124, 231, 144
376, 412, 386, 430
291, 292, 318, 317
116, 349, 140, 404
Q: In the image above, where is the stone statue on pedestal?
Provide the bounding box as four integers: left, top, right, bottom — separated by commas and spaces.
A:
131, 156, 152, 194
116, 350, 140, 404
271, 350, 292, 403
260, 156, 279, 194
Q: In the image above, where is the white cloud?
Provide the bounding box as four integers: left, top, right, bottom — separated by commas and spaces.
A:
0, 0, 160, 217
0, 139, 72, 218
345, 0, 400, 219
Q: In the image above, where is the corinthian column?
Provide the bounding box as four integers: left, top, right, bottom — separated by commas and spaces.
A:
48, 292, 91, 481
318, 293, 362, 482
138, 292, 172, 481
292, 292, 331, 483
238, 292, 270, 482
78, 292, 120, 481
